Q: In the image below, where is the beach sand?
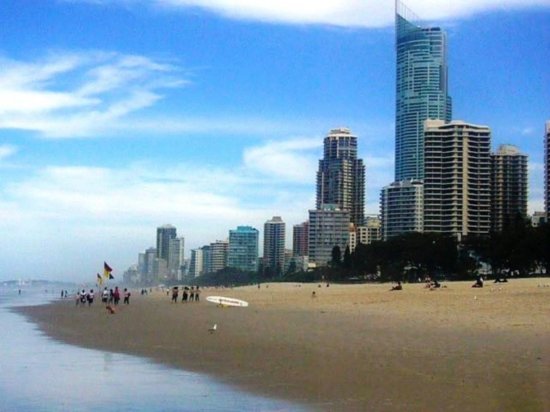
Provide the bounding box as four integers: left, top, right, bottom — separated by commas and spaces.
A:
18, 279, 550, 411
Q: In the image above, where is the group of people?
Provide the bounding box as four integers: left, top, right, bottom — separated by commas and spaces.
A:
76, 286, 131, 306
170, 286, 201, 303
76, 289, 95, 306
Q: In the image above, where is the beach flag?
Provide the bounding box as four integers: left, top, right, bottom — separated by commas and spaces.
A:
97, 273, 103, 285
103, 262, 113, 279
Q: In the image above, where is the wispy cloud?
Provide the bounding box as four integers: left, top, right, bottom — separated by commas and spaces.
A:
0, 145, 17, 161
0, 51, 184, 138
85, 0, 550, 28
243, 137, 321, 183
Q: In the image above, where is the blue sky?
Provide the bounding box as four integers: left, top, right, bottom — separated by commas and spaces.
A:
0, 0, 549, 282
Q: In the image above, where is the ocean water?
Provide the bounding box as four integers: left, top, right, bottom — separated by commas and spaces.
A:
0, 288, 306, 412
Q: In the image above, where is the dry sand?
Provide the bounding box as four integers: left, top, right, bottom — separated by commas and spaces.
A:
18, 279, 550, 411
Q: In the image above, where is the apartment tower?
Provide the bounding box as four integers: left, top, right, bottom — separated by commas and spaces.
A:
228, 226, 259, 273
316, 128, 365, 225
263, 216, 286, 276
423, 120, 491, 238
490, 145, 528, 232
156, 224, 177, 263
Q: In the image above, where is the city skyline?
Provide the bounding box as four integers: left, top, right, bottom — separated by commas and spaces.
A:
0, 0, 549, 281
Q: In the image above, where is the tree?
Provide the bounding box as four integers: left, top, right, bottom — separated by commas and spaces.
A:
331, 245, 342, 267
343, 246, 352, 270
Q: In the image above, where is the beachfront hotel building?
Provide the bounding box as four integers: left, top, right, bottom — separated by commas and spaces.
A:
156, 224, 177, 263
316, 128, 365, 226
545, 121, 550, 218
490, 145, 528, 232
395, 1, 452, 181
349, 216, 382, 252
292, 221, 309, 257
381, 179, 424, 240
228, 226, 259, 273
308, 205, 350, 267
188, 248, 204, 278
209, 240, 229, 273
423, 120, 491, 238
263, 216, 286, 276
168, 237, 185, 281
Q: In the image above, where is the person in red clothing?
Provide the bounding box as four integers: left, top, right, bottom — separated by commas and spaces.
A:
113, 286, 121, 305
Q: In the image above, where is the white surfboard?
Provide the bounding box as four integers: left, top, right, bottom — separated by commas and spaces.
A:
206, 295, 249, 307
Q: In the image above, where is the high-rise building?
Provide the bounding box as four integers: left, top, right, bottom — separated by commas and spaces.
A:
201, 245, 211, 274
545, 121, 550, 218
209, 240, 229, 273
156, 224, 177, 262
168, 237, 185, 280
491, 145, 528, 232
381, 179, 424, 240
423, 120, 491, 238
228, 226, 259, 272
143, 247, 157, 285
308, 205, 350, 267
316, 128, 365, 225
263, 216, 286, 276
292, 221, 309, 257
188, 248, 204, 278
395, 1, 452, 180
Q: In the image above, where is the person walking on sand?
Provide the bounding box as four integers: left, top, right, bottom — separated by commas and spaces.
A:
195, 286, 200, 302
113, 286, 121, 305
123, 288, 131, 304
87, 289, 94, 306
182, 287, 188, 303
171, 286, 179, 303
102, 287, 109, 303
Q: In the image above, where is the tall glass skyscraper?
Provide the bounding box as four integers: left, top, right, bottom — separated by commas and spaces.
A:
395, 1, 452, 180
156, 224, 177, 263
228, 226, 259, 273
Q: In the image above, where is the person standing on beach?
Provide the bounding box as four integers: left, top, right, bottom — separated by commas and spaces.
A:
195, 286, 200, 302
87, 289, 94, 306
123, 288, 131, 304
190, 286, 195, 302
182, 287, 188, 303
113, 286, 121, 305
171, 287, 179, 303
102, 287, 109, 303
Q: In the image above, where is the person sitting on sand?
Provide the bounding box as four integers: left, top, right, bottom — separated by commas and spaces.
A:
429, 279, 441, 289
472, 276, 484, 288
390, 281, 403, 291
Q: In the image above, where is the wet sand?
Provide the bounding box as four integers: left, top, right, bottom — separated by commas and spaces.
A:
18, 279, 550, 411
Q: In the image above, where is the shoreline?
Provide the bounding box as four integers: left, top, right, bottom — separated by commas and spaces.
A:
17, 279, 550, 411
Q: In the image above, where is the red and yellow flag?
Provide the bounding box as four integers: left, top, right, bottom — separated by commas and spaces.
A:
103, 262, 113, 279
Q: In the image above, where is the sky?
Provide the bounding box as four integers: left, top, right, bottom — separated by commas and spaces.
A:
0, 0, 549, 282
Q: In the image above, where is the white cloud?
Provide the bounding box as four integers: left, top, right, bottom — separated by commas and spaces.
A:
0, 149, 314, 279
0, 145, 17, 160
0, 52, 183, 138
150, 0, 550, 27
243, 137, 321, 183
